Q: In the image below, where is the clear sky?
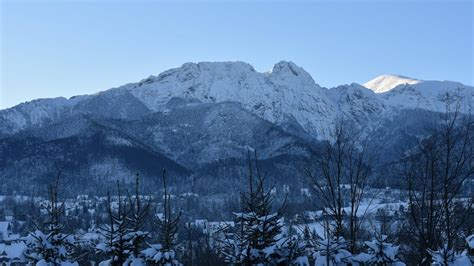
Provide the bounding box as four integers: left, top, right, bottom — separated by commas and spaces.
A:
1, 0, 473, 109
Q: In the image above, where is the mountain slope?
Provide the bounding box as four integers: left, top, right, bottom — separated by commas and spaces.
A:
0, 60, 473, 196
116, 98, 317, 168
0, 118, 190, 195
379, 80, 473, 111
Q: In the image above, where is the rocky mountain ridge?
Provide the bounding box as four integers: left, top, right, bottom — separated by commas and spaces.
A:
1, 61, 472, 195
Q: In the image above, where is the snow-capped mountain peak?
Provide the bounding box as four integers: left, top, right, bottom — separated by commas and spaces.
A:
364, 74, 421, 93
270, 61, 306, 77
1, 61, 472, 140
123, 60, 335, 138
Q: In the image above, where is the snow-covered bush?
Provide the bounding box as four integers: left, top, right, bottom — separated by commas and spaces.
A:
271, 235, 310, 266
467, 235, 474, 251
142, 243, 181, 265
24, 229, 79, 265
313, 236, 352, 266
428, 244, 471, 266
353, 234, 405, 265
220, 211, 284, 264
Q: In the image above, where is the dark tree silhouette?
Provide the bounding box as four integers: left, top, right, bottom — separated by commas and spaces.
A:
404, 93, 474, 264
306, 120, 373, 253
126, 173, 152, 259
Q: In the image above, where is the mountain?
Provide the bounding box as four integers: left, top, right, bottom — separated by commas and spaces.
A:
378, 80, 473, 111
364, 74, 421, 93
364, 74, 473, 111
117, 61, 337, 139
0, 61, 472, 196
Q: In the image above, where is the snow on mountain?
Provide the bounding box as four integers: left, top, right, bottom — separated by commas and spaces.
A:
115, 100, 315, 168
1, 61, 473, 140
330, 83, 386, 119
363, 74, 472, 113
0, 96, 89, 136
364, 75, 421, 93
379, 80, 473, 112
121, 61, 336, 138
327, 83, 387, 137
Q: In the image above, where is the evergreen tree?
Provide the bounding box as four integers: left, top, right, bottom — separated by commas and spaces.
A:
124, 173, 152, 264
313, 236, 352, 266
143, 169, 182, 265
96, 182, 132, 265
24, 170, 80, 265
273, 235, 310, 265
219, 151, 290, 265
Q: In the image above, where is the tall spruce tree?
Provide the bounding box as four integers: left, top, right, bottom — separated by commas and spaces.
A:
219, 151, 290, 265
24, 169, 80, 265
96, 182, 131, 265
143, 169, 182, 265
125, 173, 152, 263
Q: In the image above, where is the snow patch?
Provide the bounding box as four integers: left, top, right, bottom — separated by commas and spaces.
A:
364, 74, 421, 93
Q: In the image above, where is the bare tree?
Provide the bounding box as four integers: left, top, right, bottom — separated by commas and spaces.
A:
405, 134, 444, 261
404, 93, 474, 264
306, 120, 373, 253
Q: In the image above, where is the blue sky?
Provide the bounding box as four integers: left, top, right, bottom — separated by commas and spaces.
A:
1, 0, 472, 109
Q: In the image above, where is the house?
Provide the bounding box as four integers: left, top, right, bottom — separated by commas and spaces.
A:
0, 222, 19, 244
207, 221, 233, 236
76, 195, 89, 201
0, 222, 12, 242
193, 219, 209, 233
